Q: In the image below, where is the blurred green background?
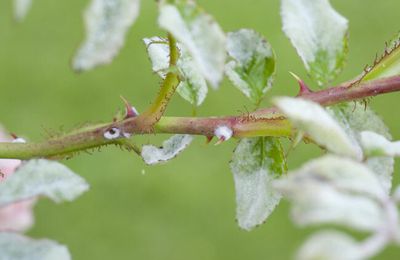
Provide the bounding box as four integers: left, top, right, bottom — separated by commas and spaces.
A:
1, 0, 400, 259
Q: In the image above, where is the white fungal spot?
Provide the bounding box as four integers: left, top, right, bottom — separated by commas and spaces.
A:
12, 138, 26, 143
103, 127, 120, 140
214, 125, 233, 141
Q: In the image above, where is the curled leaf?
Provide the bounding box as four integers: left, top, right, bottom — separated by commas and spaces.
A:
361, 131, 400, 157
0, 159, 89, 207
73, 0, 140, 71
281, 0, 348, 86
141, 135, 193, 165
297, 231, 362, 260
274, 97, 362, 160
144, 37, 208, 106
274, 155, 386, 232
158, 0, 226, 88
230, 137, 286, 231
225, 29, 276, 104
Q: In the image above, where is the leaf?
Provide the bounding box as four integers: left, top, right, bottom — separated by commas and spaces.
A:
0, 233, 71, 260
330, 104, 394, 193
274, 97, 362, 160
297, 231, 362, 260
14, 0, 32, 22
225, 29, 276, 105
158, 0, 226, 88
230, 137, 286, 231
141, 134, 193, 165
274, 155, 385, 232
0, 159, 89, 207
361, 131, 400, 157
281, 0, 348, 86
144, 37, 208, 106
73, 0, 140, 71
361, 32, 400, 82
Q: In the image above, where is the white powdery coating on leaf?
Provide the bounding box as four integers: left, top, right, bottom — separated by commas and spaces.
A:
14, 0, 32, 21
141, 135, 193, 165
281, 0, 348, 84
144, 37, 208, 106
214, 126, 233, 141
274, 97, 362, 160
274, 155, 386, 232
230, 138, 285, 231
361, 131, 400, 157
158, 2, 226, 88
73, 0, 140, 71
297, 230, 362, 260
0, 159, 89, 207
225, 29, 275, 103
0, 233, 71, 260
333, 104, 394, 194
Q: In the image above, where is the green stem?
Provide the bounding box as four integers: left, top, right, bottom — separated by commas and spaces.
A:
1, 75, 400, 160
138, 33, 180, 126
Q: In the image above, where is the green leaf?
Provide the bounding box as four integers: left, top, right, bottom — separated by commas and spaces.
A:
73, 0, 140, 71
0, 233, 71, 260
0, 159, 89, 207
225, 29, 276, 105
330, 104, 394, 193
297, 231, 362, 260
362, 32, 400, 82
274, 97, 362, 160
158, 0, 226, 88
144, 37, 208, 106
141, 135, 193, 165
281, 0, 348, 86
14, 0, 32, 22
274, 155, 386, 232
230, 137, 286, 231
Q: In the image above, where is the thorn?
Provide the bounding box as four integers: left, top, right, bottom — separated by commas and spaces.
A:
289, 72, 312, 95
205, 136, 213, 144
214, 137, 226, 146
120, 95, 139, 118
10, 133, 18, 139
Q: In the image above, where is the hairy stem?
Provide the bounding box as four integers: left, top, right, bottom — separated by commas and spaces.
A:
138, 33, 180, 128
1, 76, 400, 159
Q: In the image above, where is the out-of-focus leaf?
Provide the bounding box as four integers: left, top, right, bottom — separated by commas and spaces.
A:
73, 0, 140, 71
158, 0, 226, 88
361, 131, 400, 157
144, 37, 208, 106
230, 137, 286, 231
14, 0, 32, 22
274, 155, 386, 232
281, 0, 348, 86
0, 233, 71, 260
0, 159, 89, 207
141, 135, 193, 165
225, 29, 276, 105
274, 97, 362, 160
331, 104, 394, 193
297, 231, 362, 260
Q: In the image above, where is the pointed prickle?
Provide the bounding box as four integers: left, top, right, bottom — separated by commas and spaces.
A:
289, 72, 312, 95
214, 137, 226, 146
120, 95, 139, 118
10, 133, 26, 143
205, 136, 213, 144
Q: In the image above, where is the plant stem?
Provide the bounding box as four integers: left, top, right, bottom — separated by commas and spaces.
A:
138, 33, 180, 128
1, 75, 400, 159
